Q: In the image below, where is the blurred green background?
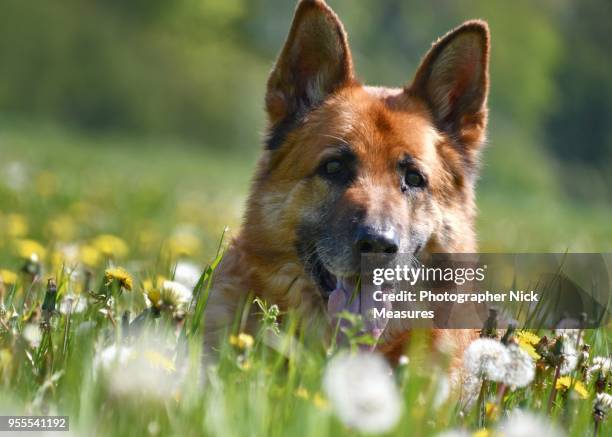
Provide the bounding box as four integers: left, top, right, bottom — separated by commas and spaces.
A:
1, 0, 611, 256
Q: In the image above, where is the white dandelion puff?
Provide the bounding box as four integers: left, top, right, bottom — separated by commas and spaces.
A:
497, 409, 566, 437
433, 372, 451, 408
559, 340, 579, 375
22, 324, 42, 348
587, 356, 612, 383
459, 374, 482, 411
93, 343, 181, 400
463, 338, 511, 382
174, 260, 203, 291
93, 344, 134, 372
323, 352, 402, 434
162, 280, 192, 306
503, 343, 535, 389
59, 293, 87, 314
594, 392, 612, 414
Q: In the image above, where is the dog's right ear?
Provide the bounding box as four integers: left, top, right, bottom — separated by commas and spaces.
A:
265, 0, 354, 149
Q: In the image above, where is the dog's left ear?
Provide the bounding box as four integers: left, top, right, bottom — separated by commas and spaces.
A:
409, 20, 490, 153
265, 0, 354, 148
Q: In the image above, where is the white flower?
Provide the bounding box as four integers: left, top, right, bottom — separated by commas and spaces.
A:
433, 372, 451, 408
497, 409, 565, 437
55, 243, 80, 266
587, 356, 612, 383
93, 343, 180, 400
162, 280, 192, 305
59, 294, 87, 314
22, 324, 42, 348
594, 393, 612, 414
93, 344, 133, 372
463, 338, 511, 382
323, 352, 402, 433
174, 260, 203, 291
459, 374, 482, 411
503, 343, 535, 389
559, 339, 578, 375
3, 161, 28, 191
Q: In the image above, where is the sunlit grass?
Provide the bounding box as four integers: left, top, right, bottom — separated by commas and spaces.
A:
0, 124, 610, 436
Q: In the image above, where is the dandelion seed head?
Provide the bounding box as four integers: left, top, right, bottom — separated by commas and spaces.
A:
433, 372, 451, 408
587, 356, 612, 383
22, 324, 42, 348
59, 294, 87, 314
94, 343, 180, 400
498, 409, 565, 437
594, 392, 612, 414
323, 352, 401, 433
503, 343, 535, 389
174, 260, 202, 291
559, 340, 579, 375
464, 338, 511, 382
459, 374, 482, 411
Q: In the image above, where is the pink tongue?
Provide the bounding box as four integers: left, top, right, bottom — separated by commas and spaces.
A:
327, 279, 390, 348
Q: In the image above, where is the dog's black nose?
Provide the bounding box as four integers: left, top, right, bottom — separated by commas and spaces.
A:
355, 225, 399, 254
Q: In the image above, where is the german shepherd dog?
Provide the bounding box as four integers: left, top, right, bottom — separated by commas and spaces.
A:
206, 0, 489, 362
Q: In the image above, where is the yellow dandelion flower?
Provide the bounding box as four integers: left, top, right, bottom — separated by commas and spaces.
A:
142, 276, 166, 293
473, 429, 490, 437
556, 376, 589, 399
14, 239, 46, 260
295, 386, 310, 400
229, 333, 254, 350
142, 350, 176, 374
238, 359, 252, 371
516, 330, 542, 360
0, 348, 13, 374
6, 214, 28, 238
69, 201, 96, 222
93, 234, 129, 258
517, 330, 541, 346
104, 267, 133, 290
312, 393, 329, 410
137, 225, 161, 251
164, 233, 201, 258
79, 245, 101, 267
48, 215, 76, 241
0, 269, 18, 285
36, 171, 57, 197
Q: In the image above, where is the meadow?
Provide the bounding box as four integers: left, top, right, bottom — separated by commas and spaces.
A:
0, 123, 610, 436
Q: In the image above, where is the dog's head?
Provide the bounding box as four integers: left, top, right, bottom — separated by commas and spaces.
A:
244, 0, 489, 332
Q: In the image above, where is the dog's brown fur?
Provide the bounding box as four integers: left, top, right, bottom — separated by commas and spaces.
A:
206, 0, 490, 363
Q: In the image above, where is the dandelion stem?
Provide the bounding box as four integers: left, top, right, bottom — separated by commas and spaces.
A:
547, 365, 561, 414
478, 378, 487, 428
496, 383, 507, 407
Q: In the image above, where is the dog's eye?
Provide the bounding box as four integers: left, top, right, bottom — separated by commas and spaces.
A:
405, 171, 424, 188
324, 159, 343, 175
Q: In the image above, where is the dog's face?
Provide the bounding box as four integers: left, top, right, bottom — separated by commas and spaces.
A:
244, 0, 489, 328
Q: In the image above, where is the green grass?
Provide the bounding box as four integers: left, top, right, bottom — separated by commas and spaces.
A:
0, 124, 610, 436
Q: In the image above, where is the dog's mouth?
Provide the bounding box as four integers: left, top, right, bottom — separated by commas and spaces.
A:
310, 253, 390, 347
